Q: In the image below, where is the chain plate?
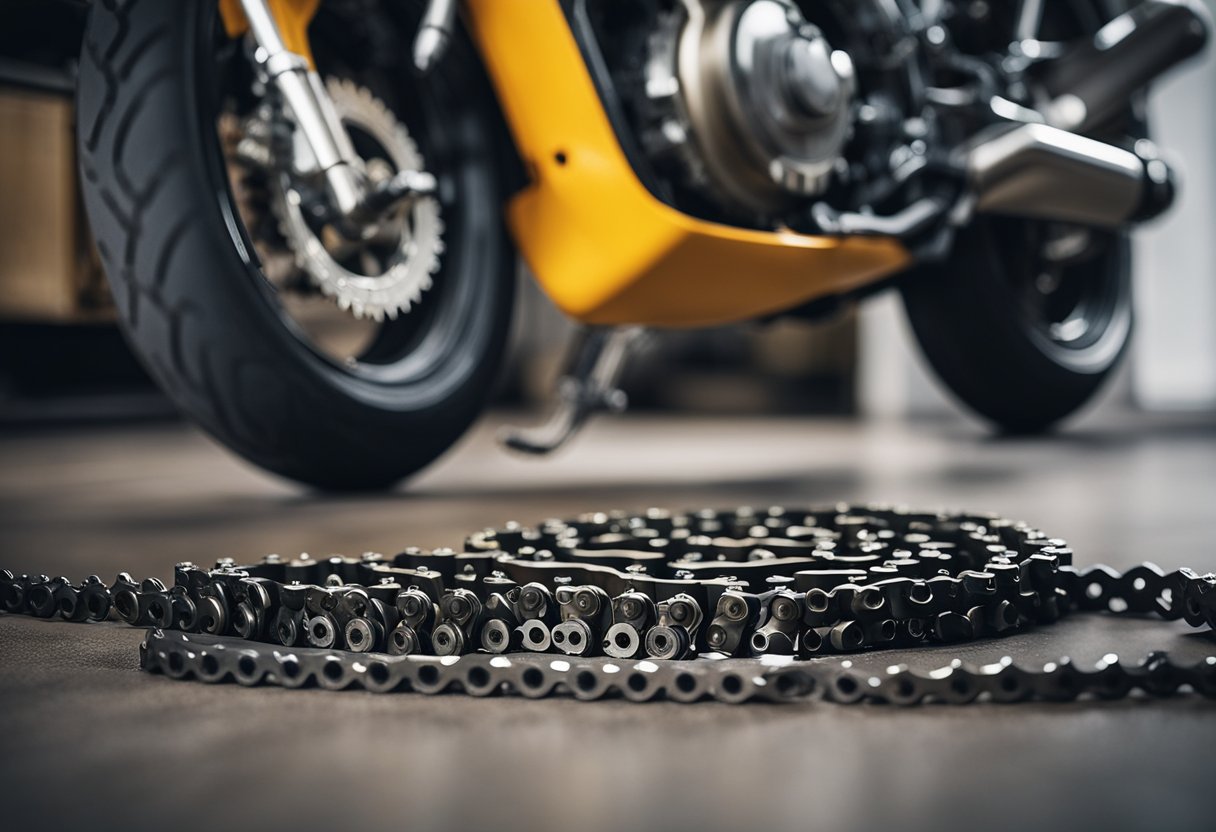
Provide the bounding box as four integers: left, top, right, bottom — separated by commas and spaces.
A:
4, 504, 1216, 704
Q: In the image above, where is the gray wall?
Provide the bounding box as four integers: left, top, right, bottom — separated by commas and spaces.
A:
1133, 0, 1216, 409
860, 0, 1216, 419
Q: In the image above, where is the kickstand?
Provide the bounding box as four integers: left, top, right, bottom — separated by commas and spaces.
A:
499, 326, 646, 456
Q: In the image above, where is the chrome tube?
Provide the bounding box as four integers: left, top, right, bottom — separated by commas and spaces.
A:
238, 0, 366, 217
967, 123, 1172, 227
1042, 0, 1211, 133
413, 0, 458, 73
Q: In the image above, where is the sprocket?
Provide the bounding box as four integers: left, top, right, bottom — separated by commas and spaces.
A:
270, 77, 445, 322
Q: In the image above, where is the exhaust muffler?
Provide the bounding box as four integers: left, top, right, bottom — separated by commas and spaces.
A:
967, 123, 1172, 227
967, 0, 1208, 227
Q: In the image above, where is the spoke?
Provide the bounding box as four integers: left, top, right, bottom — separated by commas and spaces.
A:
1014, 0, 1045, 42
919, 0, 945, 25
321, 227, 363, 264
1042, 228, 1094, 265
320, 221, 405, 264
360, 250, 383, 276
366, 219, 407, 250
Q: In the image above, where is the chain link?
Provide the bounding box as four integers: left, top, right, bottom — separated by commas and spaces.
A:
4, 504, 1215, 704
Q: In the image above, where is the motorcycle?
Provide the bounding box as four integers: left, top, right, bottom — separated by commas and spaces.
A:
76, 0, 1210, 489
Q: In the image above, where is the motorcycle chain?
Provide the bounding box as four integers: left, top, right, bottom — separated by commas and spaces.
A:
4, 504, 1215, 704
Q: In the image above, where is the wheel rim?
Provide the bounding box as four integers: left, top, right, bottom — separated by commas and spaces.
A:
983, 218, 1131, 371
952, 0, 1134, 371
197, 1, 498, 396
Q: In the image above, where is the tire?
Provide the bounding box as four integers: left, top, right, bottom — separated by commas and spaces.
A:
899, 0, 1137, 434
899, 221, 1132, 433
77, 0, 515, 490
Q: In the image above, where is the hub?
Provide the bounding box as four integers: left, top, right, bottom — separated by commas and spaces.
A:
663, 0, 856, 215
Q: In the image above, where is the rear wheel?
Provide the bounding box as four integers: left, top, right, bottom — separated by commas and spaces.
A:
901, 219, 1131, 432
900, 0, 1137, 433
77, 0, 515, 489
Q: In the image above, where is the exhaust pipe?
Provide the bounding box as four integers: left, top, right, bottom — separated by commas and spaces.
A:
1042, 0, 1211, 133
967, 1, 1209, 227
967, 123, 1172, 227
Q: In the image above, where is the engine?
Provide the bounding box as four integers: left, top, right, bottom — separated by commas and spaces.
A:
578, 0, 921, 229
584, 0, 926, 229
641, 0, 856, 215
587, 0, 1200, 240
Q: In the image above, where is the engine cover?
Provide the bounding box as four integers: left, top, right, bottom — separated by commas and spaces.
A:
664, 0, 856, 215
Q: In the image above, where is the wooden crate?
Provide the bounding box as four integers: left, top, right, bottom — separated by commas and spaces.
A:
0, 88, 110, 321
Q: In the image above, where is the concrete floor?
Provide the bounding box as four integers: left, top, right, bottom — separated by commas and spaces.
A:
1, 409, 1215, 832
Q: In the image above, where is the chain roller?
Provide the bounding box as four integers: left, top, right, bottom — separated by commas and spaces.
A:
4, 504, 1215, 704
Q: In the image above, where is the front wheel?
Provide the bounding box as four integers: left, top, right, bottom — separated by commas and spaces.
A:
77, 0, 515, 490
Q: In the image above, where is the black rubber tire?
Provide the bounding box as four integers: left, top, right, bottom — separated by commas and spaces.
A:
77, 0, 514, 490
899, 222, 1132, 433
899, 0, 1138, 435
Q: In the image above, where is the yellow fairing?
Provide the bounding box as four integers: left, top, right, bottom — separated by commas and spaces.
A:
464, 1, 911, 328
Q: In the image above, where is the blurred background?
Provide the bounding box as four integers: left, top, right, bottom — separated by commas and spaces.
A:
2, 1, 1212, 430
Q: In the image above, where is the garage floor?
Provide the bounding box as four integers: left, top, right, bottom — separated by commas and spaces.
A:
2, 410, 1214, 832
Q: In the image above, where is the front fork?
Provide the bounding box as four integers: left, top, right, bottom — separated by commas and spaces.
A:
225, 0, 642, 453
223, 0, 437, 225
